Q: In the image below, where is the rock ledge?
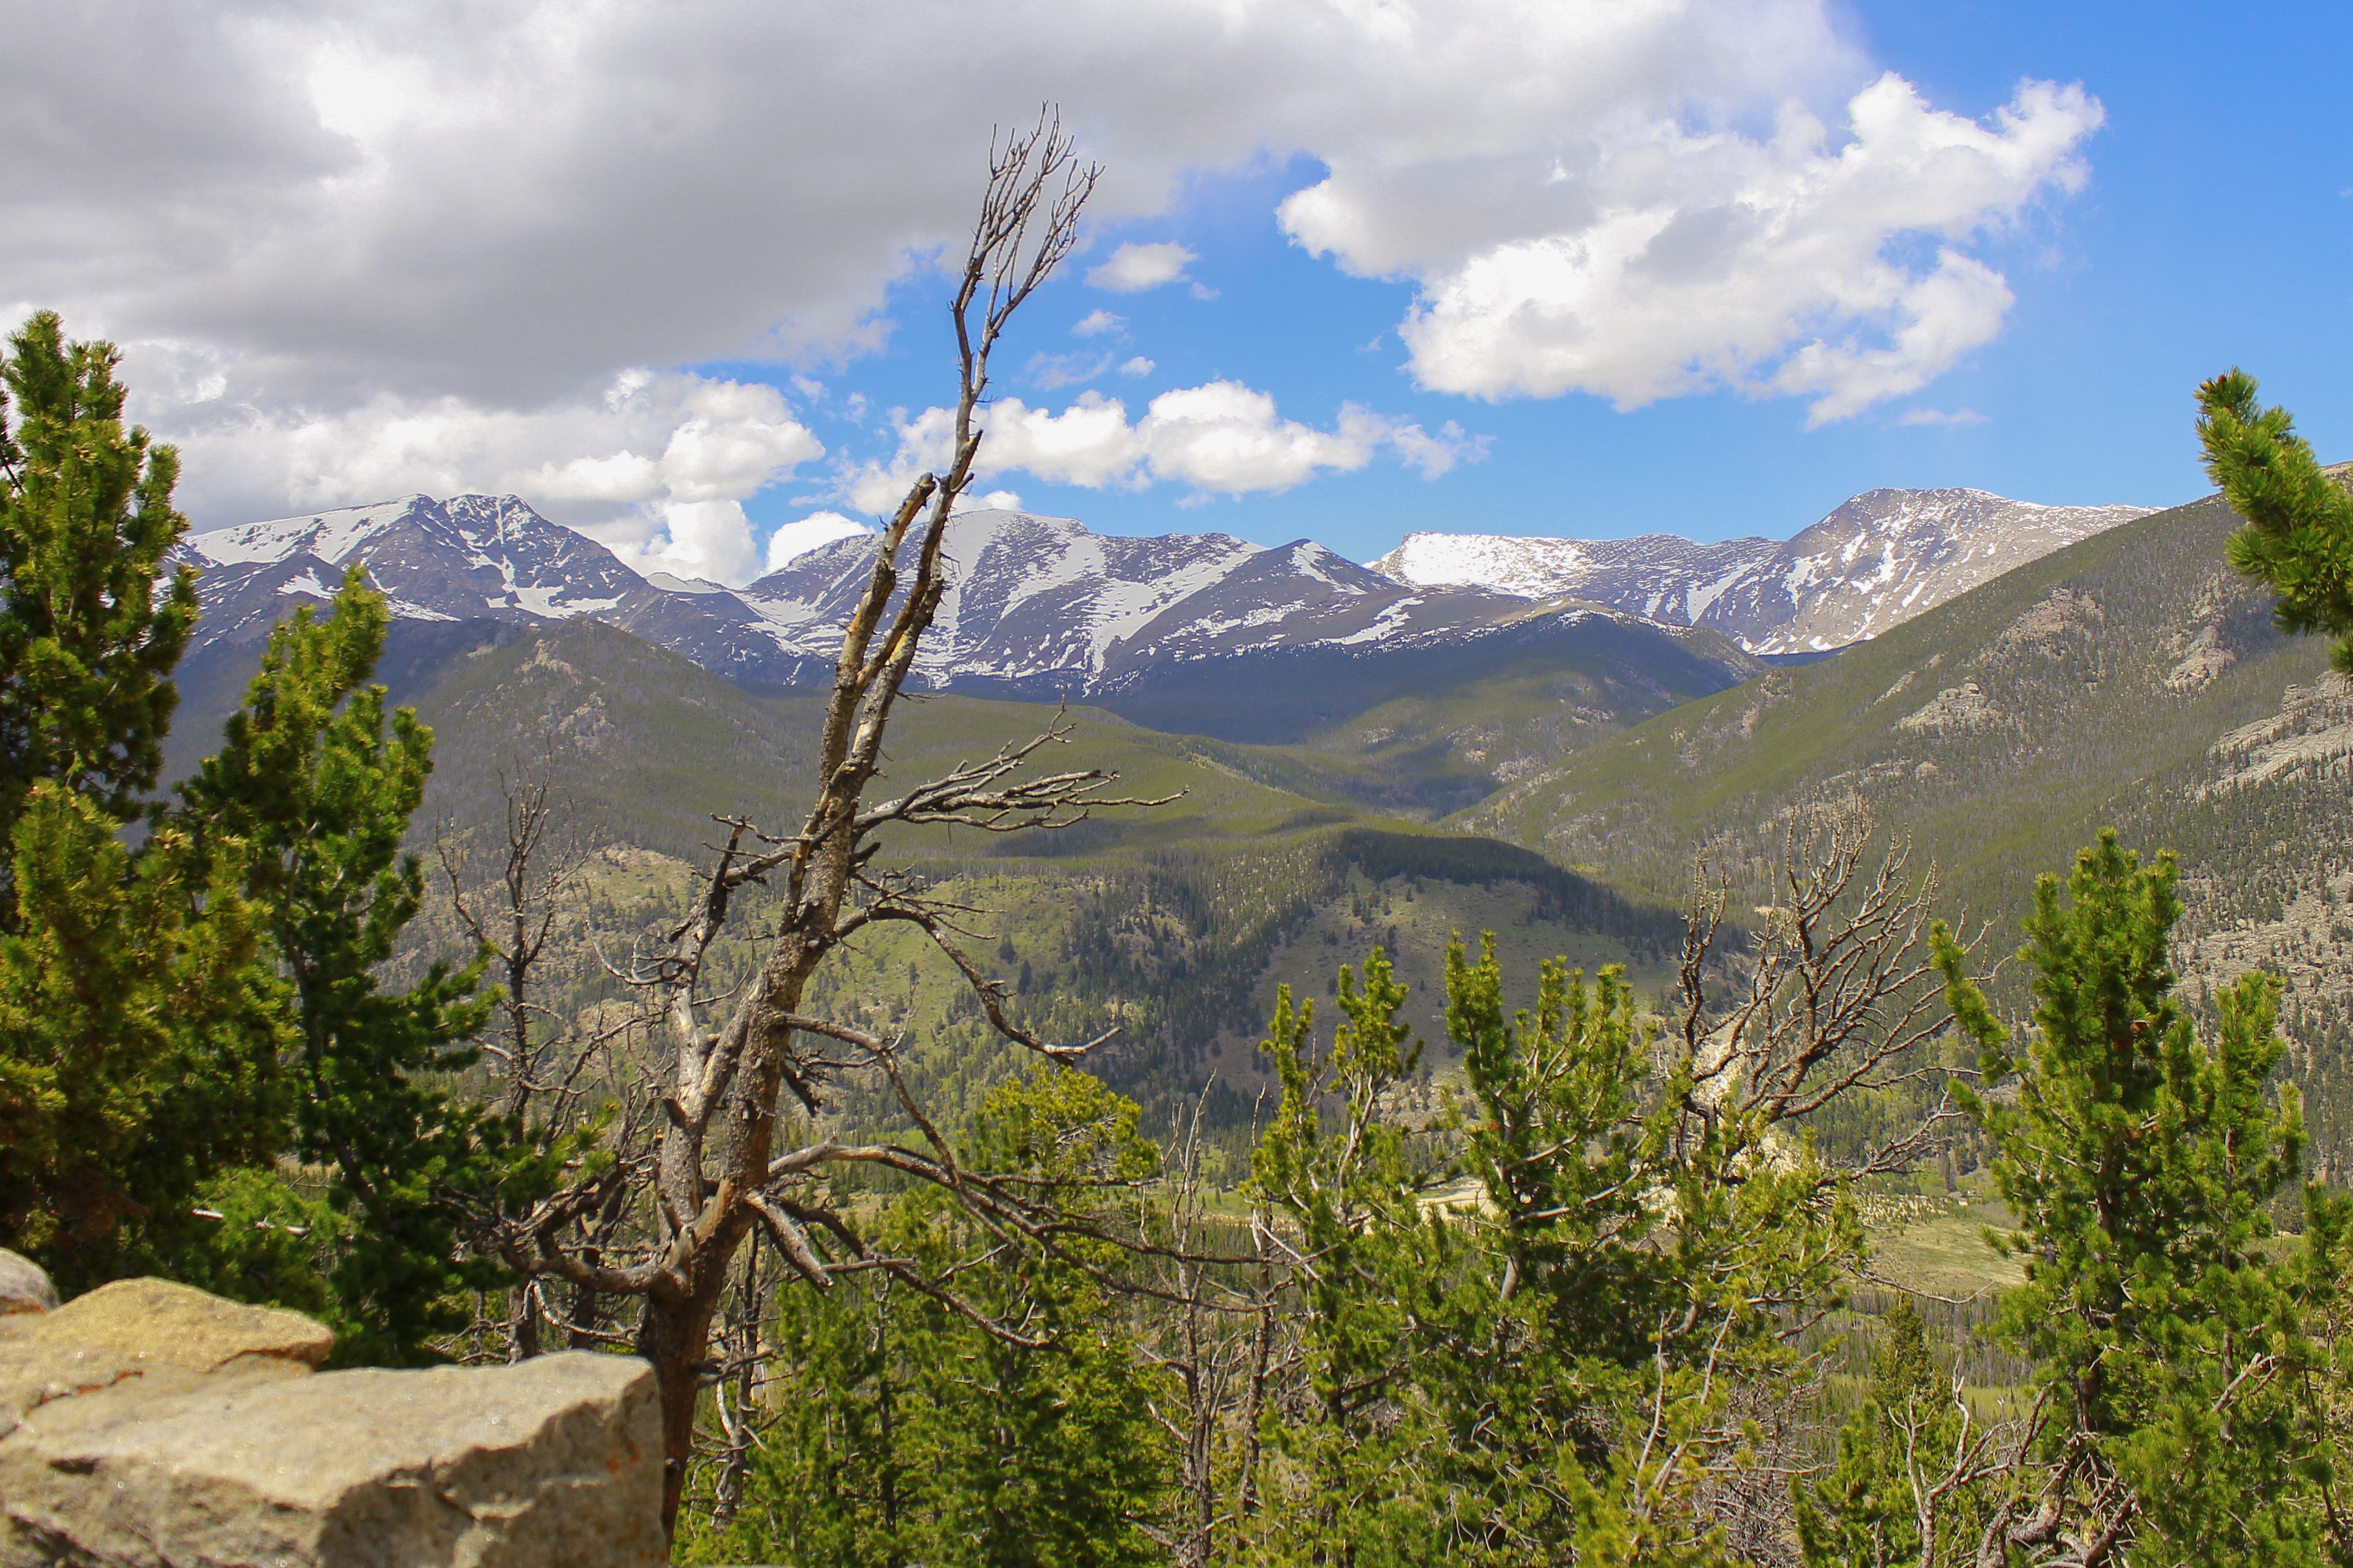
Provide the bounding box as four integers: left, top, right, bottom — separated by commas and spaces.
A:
0, 1255, 665, 1567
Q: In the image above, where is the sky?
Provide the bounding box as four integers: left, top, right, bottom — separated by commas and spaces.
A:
6, 0, 2348, 585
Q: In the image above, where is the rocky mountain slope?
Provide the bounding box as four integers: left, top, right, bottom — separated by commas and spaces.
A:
1372, 488, 2154, 653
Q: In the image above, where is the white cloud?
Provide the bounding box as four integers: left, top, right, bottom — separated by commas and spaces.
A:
959, 488, 1024, 513
1071, 310, 1126, 337
764, 510, 870, 571
1086, 242, 1197, 293
171, 369, 823, 585
850, 381, 1482, 505
1132, 382, 1379, 492
1119, 356, 1156, 377
3, 0, 2104, 517
1387, 419, 1490, 478
1897, 406, 1990, 428
1325, 74, 2100, 422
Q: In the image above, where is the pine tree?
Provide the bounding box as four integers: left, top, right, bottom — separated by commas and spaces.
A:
1794, 1295, 1967, 1568
1935, 830, 2330, 1566
179, 570, 503, 1364
678, 1068, 1170, 1567
0, 786, 287, 1287
0, 312, 282, 1287
2196, 368, 2353, 669
0, 311, 198, 927
1869, 1294, 1937, 1413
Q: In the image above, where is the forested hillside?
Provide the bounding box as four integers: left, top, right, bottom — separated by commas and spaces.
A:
1458, 490, 2353, 1169
354, 618, 1673, 1163
181, 487, 2353, 1173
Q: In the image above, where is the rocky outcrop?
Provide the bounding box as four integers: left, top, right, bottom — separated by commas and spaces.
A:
0, 1252, 55, 1317
1897, 680, 1999, 736
0, 1264, 665, 1567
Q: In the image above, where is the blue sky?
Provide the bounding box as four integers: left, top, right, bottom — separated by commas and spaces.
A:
721, 2, 2353, 562
13, 1, 2346, 581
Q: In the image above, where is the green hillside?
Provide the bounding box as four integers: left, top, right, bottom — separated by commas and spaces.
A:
1456, 492, 2353, 1170
166, 500, 2353, 1171
1088, 607, 1756, 816
359, 619, 1674, 1158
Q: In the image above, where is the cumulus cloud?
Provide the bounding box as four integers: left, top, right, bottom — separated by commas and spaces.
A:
1302, 74, 2101, 422
1119, 356, 1156, 377
1071, 310, 1126, 337
1086, 242, 1197, 293
3, 0, 2103, 522
171, 369, 823, 585
848, 381, 1481, 510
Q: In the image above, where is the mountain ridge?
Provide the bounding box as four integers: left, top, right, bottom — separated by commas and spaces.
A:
1371, 487, 2155, 653
171, 495, 1750, 706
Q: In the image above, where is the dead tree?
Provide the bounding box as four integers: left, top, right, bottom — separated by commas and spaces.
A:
1135, 1094, 1292, 1567
438, 761, 592, 1126
1674, 794, 1977, 1176
436, 763, 645, 1362
467, 115, 1164, 1534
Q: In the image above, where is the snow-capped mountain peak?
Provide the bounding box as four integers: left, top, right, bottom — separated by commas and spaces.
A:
1369, 487, 2154, 653
182, 497, 426, 570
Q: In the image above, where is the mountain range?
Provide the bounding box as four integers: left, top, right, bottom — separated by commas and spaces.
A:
165, 495, 1763, 814
172, 487, 2152, 696
174, 494, 1617, 689
352, 485, 2353, 1174
1370, 487, 2153, 653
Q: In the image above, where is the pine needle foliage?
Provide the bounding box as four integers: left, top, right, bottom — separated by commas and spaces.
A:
180, 568, 505, 1364
0, 310, 198, 928
2197, 368, 2353, 671
1936, 831, 2335, 1566
0, 313, 282, 1287
0, 785, 286, 1287
1244, 939, 1859, 1565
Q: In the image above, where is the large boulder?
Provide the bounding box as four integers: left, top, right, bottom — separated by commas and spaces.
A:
30, 1274, 335, 1370
0, 1268, 665, 1568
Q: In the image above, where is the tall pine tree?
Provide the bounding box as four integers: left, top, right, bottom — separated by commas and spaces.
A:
179, 570, 508, 1364
0, 310, 198, 925
0, 313, 280, 1287
1935, 832, 2332, 1567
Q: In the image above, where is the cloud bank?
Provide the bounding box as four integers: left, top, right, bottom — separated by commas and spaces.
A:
177, 369, 823, 583
850, 382, 1484, 514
